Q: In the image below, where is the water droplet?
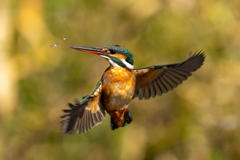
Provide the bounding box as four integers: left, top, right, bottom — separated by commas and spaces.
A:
63, 37, 67, 40
54, 43, 57, 47
50, 45, 54, 48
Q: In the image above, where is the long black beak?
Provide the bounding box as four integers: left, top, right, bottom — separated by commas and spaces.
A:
70, 46, 104, 55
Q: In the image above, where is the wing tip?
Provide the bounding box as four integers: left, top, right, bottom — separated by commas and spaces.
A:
190, 50, 206, 61
181, 50, 206, 72
61, 100, 106, 135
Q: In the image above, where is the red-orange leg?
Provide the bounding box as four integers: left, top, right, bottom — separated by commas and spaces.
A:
114, 111, 121, 120
124, 107, 128, 113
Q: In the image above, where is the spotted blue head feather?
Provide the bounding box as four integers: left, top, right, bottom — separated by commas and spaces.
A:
102, 45, 134, 65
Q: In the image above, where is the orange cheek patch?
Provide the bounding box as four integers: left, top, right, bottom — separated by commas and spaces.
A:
112, 54, 127, 60
102, 48, 108, 52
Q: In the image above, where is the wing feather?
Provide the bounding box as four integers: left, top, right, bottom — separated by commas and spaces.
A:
160, 76, 173, 91
168, 70, 188, 80
165, 72, 182, 84
61, 81, 106, 134
144, 88, 150, 100
149, 83, 156, 98
163, 75, 178, 87
133, 51, 205, 100
153, 81, 162, 96
138, 87, 144, 100
157, 78, 168, 93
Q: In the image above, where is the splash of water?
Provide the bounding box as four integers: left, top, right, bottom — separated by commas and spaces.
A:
50, 37, 68, 49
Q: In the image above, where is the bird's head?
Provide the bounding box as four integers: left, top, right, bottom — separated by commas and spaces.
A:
71, 45, 134, 69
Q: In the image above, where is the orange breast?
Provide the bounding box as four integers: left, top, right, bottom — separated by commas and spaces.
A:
101, 67, 136, 112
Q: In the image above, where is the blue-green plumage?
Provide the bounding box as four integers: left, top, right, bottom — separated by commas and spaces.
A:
102, 45, 134, 65
109, 56, 127, 68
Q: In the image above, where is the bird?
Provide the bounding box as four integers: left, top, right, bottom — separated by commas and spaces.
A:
61, 45, 205, 134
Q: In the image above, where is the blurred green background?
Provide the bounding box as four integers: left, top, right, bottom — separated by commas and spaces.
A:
1, 0, 240, 160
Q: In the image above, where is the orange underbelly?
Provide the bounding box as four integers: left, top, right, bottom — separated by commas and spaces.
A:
101, 67, 136, 112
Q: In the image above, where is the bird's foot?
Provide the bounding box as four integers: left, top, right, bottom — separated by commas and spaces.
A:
114, 111, 121, 120
124, 107, 128, 113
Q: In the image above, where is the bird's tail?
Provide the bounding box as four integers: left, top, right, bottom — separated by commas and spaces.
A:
111, 110, 133, 130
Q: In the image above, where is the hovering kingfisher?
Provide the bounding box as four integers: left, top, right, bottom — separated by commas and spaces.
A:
61, 45, 205, 134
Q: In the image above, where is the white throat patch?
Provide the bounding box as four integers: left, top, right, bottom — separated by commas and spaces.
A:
122, 59, 134, 69
100, 55, 118, 67
100, 55, 134, 69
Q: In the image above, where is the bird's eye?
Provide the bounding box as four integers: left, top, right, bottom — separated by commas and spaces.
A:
109, 49, 116, 54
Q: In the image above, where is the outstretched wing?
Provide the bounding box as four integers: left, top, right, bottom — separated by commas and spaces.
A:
133, 51, 205, 100
61, 81, 106, 134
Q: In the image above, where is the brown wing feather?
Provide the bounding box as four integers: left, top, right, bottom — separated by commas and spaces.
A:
61, 82, 106, 134
133, 51, 205, 100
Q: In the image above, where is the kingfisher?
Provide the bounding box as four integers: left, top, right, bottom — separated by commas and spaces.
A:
61, 45, 205, 134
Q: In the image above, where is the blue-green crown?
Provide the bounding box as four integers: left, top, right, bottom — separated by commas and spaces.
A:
102, 45, 134, 65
